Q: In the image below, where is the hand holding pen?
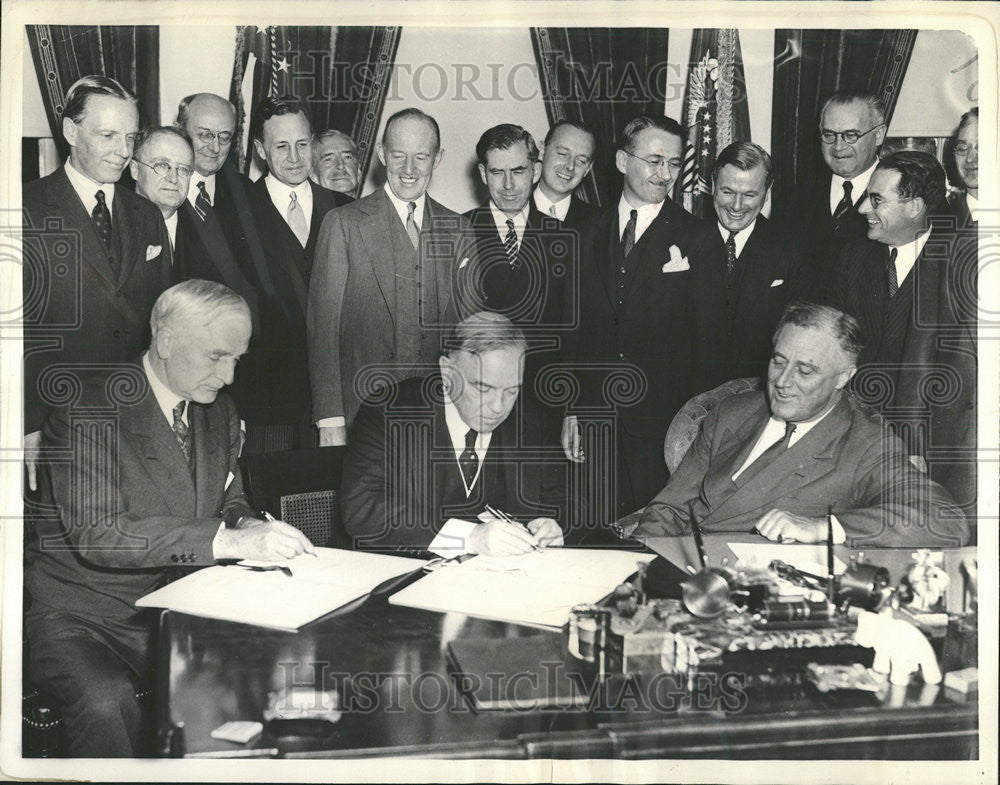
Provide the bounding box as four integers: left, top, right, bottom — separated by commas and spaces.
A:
467, 506, 562, 556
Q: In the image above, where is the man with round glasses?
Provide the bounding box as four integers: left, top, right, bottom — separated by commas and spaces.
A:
948, 107, 978, 227
130, 126, 195, 249
777, 91, 887, 297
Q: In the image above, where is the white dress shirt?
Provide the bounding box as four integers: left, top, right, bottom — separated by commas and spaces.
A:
142, 352, 187, 427
65, 159, 115, 219
533, 188, 572, 221
427, 397, 498, 556
617, 196, 664, 244
716, 219, 757, 258
164, 211, 178, 251
489, 201, 529, 245
265, 175, 313, 236
187, 174, 217, 208
733, 399, 846, 543
829, 161, 878, 215
966, 193, 979, 223
888, 227, 932, 288
383, 183, 426, 230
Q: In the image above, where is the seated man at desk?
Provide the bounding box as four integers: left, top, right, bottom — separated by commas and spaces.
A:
24, 280, 314, 757
634, 302, 968, 547
341, 311, 566, 555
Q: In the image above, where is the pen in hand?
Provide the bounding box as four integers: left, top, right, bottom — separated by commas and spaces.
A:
262, 510, 318, 556
484, 505, 541, 551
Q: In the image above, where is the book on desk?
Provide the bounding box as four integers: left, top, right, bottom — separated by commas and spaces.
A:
136, 548, 427, 631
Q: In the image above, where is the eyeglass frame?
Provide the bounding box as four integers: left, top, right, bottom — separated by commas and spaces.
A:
953, 142, 978, 156
819, 124, 884, 145
133, 158, 195, 179
622, 150, 683, 171
193, 128, 234, 145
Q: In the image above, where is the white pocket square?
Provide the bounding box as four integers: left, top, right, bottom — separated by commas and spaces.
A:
146, 244, 162, 261
662, 244, 690, 273
770, 278, 784, 287
225, 471, 235, 490
458, 257, 470, 270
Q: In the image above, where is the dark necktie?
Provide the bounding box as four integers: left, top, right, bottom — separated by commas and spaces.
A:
503, 218, 519, 266
885, 247, 899, 299
621, 209, 638, 258
458, 428, 479, 491
92, 189, 112, 251
172, 400, 192, 465
833, 180, 853, 226
725, 231, 738, 275
194, 181, 213, 221
737, 421, 796, 484
406, 201, 420, 250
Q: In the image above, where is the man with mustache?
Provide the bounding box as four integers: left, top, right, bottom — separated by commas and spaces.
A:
563, 115, 720, 519
311, 128, 360, 197
22, 75, 171, 492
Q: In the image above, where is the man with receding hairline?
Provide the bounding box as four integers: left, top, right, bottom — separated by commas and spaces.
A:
308, 107, 477, 446
311, 128, 361, 196
23, 75, 171, 492
533, 119, 602, 231
24, 280, 314, 756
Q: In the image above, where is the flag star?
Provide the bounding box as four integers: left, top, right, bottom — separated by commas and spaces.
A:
276, 57, 291, 73
253, 24, 270, 35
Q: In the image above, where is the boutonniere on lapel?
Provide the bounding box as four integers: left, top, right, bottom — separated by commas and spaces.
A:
661, 245, 690, 273
146, 244, 162, 261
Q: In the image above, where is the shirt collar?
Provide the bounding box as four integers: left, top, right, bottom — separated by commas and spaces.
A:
830, 160, 878, 209
265, 174, 311, 207
142, 351, 187, 426
489, 200, 530, 239
768, 394, 841, 442
443, 394, 493, 455
533, 187, 572, 221
716, 219, 757, 257
65, 159, 116, 216
164, 211, 178, 250
617, 195, 664, 241
187, 173, 216, 207
966, 193, 979, 222
383, 183, 426, 230
889, 227, 932, 286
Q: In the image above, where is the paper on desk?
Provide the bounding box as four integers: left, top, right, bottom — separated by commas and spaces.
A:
138, 548, 426, 631
389, 548, 653, 629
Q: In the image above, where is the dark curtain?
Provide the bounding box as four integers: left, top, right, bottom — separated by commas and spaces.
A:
230, 25, 400, 190
770, 29, 917, 210
531, 28, 670, 208
25, 25, 160, 160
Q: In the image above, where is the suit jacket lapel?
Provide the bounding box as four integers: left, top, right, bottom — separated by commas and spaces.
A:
113, 190, 140, 285
359, 190, 397, 322
123, 390, 197, 516
597, 210, 619, 309
51, 168, 119, 288
191, 402, 225, 517
427, 196, 456, 318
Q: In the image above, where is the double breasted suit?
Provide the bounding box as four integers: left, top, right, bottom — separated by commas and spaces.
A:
571, 198, 722, 515
22, 167, 172, 433
24, 363, 253, 755
341, 374, 567, 551
308, 188, 477, 427
828, 226, 978, 521
637, 391, 968, 548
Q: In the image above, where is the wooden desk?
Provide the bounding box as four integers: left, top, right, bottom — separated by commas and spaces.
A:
159, 590, 978, 759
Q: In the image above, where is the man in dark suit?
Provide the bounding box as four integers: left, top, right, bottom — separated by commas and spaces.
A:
460, 124, 576, 393
532, 119, 602, 231
828, 151, 977, 524
22, 75, 171, 491
702, 142, 813, 383
342, 312, 566, 554
562, 115, 720, 518
947, 107, 978, 228
776, 92, 887, 297
308, 108, 477, 446
24, 280, 314, 756
241, 95, 351, 453
635, 303, 968, 548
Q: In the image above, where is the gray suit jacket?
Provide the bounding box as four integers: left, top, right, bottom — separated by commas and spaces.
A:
25, 363, 254, 672
308, 188, 476, 424
636, 391, 968, 548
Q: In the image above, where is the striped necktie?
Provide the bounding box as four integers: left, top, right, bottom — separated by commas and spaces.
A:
503, 219, 518, 266
172, 401, 192, 465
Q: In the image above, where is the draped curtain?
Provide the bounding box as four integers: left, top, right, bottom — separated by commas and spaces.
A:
770, 29, 917, 210
530, 28, 670, 208
25, 25, 160, 161
229, 25, 400, 190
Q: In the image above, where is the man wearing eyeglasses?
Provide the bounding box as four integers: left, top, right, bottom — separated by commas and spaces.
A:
562, 115, 720, 520
828, 150, 978, 527
130, 125, 260, 331
777, 91, 887, 297
22, 75, 171, 494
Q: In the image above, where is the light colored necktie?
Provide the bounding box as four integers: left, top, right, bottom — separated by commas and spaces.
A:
406, 201, 421, 250
287, 191, 309, 247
